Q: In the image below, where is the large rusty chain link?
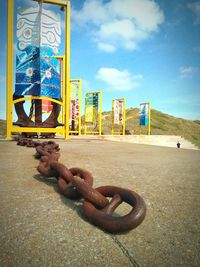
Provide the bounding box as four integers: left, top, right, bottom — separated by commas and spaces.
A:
16, 136, 146, 233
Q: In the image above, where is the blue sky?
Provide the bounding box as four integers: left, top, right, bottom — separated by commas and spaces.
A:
0, 0, 200, 120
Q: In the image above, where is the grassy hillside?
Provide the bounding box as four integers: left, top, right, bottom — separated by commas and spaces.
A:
1, 109, 200, 148
100, 108, 200, 148
0, 119, 6, 137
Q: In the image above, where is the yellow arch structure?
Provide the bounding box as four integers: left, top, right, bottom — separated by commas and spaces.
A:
6, 0, 71, 140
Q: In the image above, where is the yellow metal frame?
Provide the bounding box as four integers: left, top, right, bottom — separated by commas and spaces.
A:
112, 98, 126, 135
148, 102, 151, 136
139, 102, 151, 135
6, 0, 71, 140
69, 79, 82, 135
84, 91, 102, 136
56, 55, 65, 130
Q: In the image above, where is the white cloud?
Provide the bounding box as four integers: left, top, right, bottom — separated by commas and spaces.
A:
96, 67, 143, 91
72, 0, 109, 26
97, 42, 116, 53
72, 0, 164, 52
179, 66, 198, 78
188, 1, 200, 24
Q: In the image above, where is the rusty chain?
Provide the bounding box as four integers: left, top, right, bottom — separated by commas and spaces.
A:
15, 136, 146, 233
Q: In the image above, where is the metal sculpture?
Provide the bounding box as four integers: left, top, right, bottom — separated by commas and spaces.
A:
6, 0, 70, 140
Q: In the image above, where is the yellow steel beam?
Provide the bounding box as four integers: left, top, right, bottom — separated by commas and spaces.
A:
11, 127, 64, 133
86, 131, 100, 134
123, 98, 126, 135
111, 99, 114, 135
42, 0, 67, 6
13, 96, 63, 105
99, 91, 102, 136
58, 56, 65, 137
6, 0, 14, 140
78, 79, 82, 135
65, 0, 70, 140
148, 102, 151, 135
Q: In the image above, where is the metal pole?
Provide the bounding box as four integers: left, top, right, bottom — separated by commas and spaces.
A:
112, 100, 114, 135
78, 79, 82, 136
6, 0, 14, 140
99, 91, 102, 136
123, 99, 126, 135
148, 102, 151, 135
65, 0, 70, 139
84, 93, 87, 135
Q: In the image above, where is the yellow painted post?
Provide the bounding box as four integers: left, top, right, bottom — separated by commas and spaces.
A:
148, 102, 151, 135
62, 56, 65, 131
43, 0, 68, 5
78, 79, 82, 136
99, 91, 102, 135
123, 99, 126, 135
6, 0, 14, 140
65, 0, 70, 140
84, 92, 87, 135
55, 55, 65, 131
111, 99, 114, 135
84, 94, 87, 135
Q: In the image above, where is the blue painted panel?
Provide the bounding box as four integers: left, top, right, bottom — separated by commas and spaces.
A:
140, 104, 149, 126
14, 4, 61, 99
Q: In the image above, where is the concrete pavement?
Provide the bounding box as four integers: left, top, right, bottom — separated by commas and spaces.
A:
0, 138, 200, 267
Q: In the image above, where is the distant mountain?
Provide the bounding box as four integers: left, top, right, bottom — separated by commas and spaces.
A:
1, 108, 200, 148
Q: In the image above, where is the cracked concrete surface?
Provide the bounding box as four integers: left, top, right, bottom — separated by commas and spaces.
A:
0, 138, 200, 267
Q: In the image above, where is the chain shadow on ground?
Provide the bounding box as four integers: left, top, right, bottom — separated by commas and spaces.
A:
33, 173, 89, 222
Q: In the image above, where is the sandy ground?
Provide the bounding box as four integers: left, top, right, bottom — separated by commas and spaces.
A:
0, 138, 200, 267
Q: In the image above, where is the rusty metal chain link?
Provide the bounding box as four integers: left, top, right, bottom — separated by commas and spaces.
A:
15, 136, 146, 233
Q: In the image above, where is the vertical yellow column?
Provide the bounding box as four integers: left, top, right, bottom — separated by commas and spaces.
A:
61, 56, 65, 129
111, 100, 114, 135
6, 0, 14, 140
84, 93, 87, 135
99, 91, 102, 136
65, 0, 70, 140
123, 99, 126, 135
78, 80, 82, 136
148, 102, 151, 135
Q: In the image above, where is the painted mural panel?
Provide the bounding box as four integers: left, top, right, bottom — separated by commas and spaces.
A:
114, 100, 123, 125
85, 93, 98, 123
140, 103, 149, 126
15, 3, 62, 99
